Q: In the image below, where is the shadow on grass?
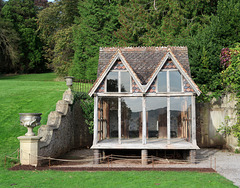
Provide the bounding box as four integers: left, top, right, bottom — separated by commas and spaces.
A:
0, 73, 58, 81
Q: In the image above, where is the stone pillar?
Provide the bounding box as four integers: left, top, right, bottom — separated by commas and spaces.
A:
141, 149, 148, 165
93, 149, 100, 164
18, 136, 41, 166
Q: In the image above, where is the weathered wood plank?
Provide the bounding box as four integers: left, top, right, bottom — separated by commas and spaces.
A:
167, 97, 170, 144
93, 95, 98, 145
91, 138, 200, 150
142, 97, 146, 145
118, 97, 121, 144
192, 95, 197, 145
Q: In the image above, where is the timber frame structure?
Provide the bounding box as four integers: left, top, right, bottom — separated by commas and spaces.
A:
89, 46, 201, 164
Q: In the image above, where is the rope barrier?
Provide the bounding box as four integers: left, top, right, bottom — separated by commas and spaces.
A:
12, 148, 217, 170
1, 148, 19, 158
4, 148, 20, 168
5, 156, 18, 160
109, 154, 141, 158
19, 148, 209, 163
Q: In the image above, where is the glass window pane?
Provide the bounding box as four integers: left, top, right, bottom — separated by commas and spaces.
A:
102, 98, 118, 138
157, 72, 167, 92
170, 97, 192, 139
146, 97, 167, 138
169, 71, 182, 92
121, 72, 130, 92
121, 97, 142, 138
107, 72, 118, 92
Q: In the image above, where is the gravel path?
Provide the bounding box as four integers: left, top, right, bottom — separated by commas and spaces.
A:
202, 149, 240, 188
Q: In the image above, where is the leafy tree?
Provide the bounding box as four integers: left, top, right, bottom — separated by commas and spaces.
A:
177, 0, 240, 100
71, 0, 122, 79
217, 44, 240, 144
116, 0, 218, 46
52, 27, 74, 77
0, 19, 20, 73
0, 0, 3, 11
0, 0, 20, 73
37, 0, 79, 75
1, 0, 45, 73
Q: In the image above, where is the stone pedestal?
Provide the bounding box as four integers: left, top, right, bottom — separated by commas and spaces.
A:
141, 149, 148, 165
18, 136, 41, 166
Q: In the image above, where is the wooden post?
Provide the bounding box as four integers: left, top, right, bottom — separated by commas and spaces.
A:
141, 150, 148, 165
118, 97, 121, 144
100, 99, 103, 140
93, 150, 100, 164
17, 148, 19, 160
191, 95, 197, 145
142, 96, 147, 145
111, 154, 113, 167
167, 97, 170, 144
214, 157, 216, 170
210, 156, 212, 168
189, 150, 196, 164
102, 150, 105, 161
106, 102, 110, 139
152, 156, 154, 168
93, 95, 98, 145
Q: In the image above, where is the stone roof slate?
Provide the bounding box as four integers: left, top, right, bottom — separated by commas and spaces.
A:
97, 46, 191, 85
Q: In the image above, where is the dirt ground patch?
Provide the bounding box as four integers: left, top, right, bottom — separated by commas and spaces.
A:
10, 165, 216, 173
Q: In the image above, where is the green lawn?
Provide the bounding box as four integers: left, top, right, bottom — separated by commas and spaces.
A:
0, 73, 236, 188
0, 170, 235, 188
0, 73, 66, 167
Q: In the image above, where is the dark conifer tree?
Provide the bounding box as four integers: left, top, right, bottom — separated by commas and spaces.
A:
1, 0, 45, 73
71, 0, 123, 79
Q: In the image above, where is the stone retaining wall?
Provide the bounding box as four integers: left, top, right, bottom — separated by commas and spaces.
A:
37, 89, 92, 165
196, 94, 238, 151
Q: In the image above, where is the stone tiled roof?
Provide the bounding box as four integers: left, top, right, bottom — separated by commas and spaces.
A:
97, 46, 191, 85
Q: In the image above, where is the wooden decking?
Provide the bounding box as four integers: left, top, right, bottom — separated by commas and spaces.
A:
91, 138, 199, 150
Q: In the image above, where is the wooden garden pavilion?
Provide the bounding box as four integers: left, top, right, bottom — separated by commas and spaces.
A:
89, 46, 201, 164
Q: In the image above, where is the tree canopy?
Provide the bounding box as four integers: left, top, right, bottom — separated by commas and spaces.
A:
1, 0, 45, 73
1, 0, 240, 98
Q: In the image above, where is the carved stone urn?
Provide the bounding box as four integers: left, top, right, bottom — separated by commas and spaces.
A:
19, 113, 42, 136
64, 76, 74, 89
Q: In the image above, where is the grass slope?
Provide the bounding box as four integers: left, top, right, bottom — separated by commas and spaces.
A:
0, 73, 236, 188
0, 73, 66, 164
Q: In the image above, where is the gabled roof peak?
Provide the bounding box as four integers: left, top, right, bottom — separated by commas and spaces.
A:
90, 46, 201, 96
97, 46, 191, 84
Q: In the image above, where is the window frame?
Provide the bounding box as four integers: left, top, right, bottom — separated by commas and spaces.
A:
156, 69, 183, 93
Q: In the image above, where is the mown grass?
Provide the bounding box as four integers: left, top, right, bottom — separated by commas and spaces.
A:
0, 170, 236, 188
0, 73, 66, 167
0, 73, 236, 188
